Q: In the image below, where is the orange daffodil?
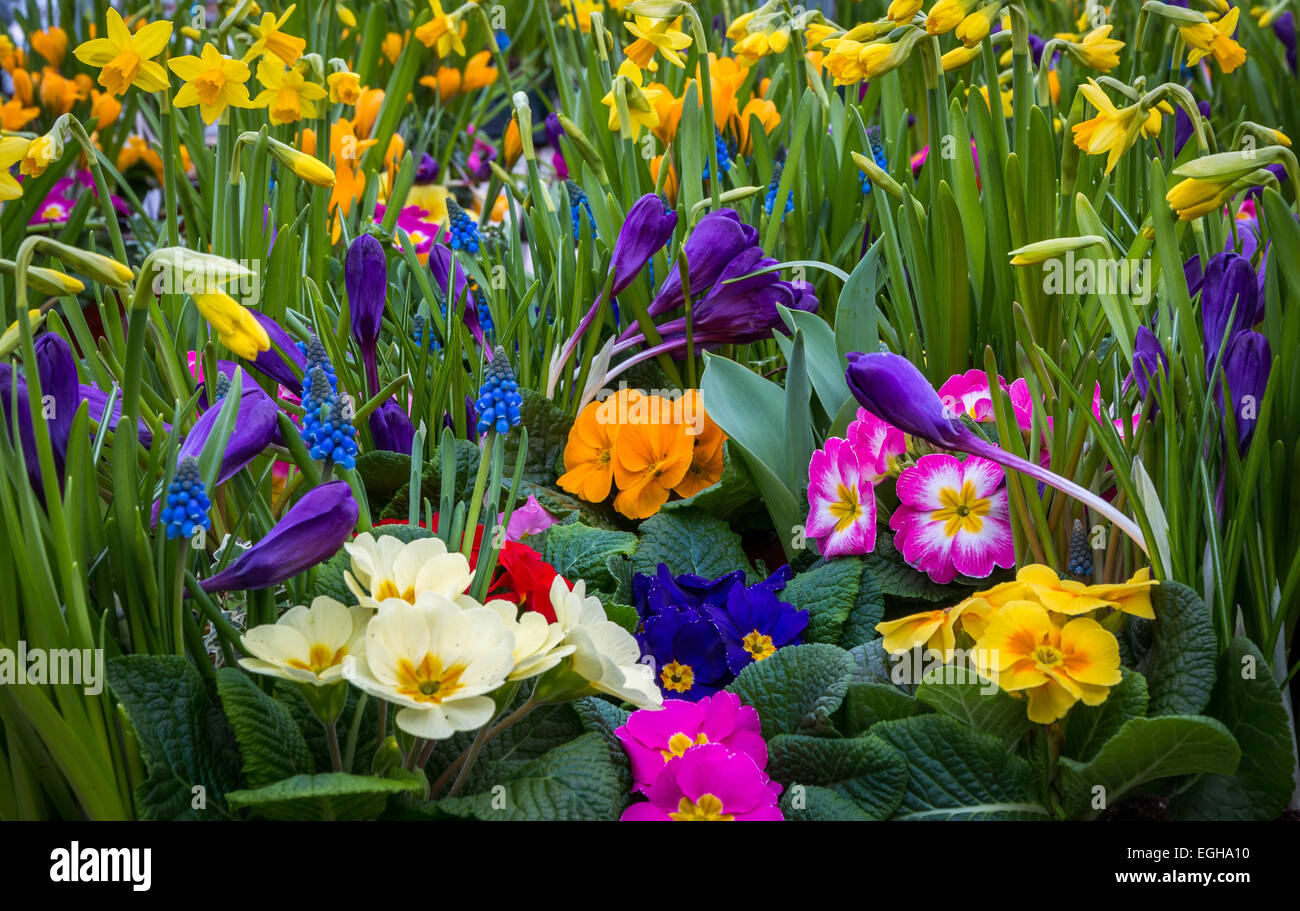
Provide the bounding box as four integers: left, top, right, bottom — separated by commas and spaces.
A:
559, 389, 727, 520
876, 564, 1156, 722
252, 58, 328, 125
169, 44, 254, 124
73, 8, 173, 96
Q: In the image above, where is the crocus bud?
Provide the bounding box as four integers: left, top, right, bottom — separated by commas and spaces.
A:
178, 367, 280, 487
846, 351, 982, 451
1200, 252, 1262, 372
1132, 326, 1168, 403
346, 233, 387, 396
610, 193, 677, 297
1221, 331, 1270, 453
369, 397, 416, 454
200, 480, 359, 593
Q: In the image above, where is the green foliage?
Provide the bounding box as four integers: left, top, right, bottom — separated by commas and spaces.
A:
768, 734, 908, 820
215, 669, 314, 788
1137, 581, 1217, 716
227, 773, 423, 821
727, 643, 853, 739
914, 666, 1034, 750
630, 508, 755, 581
542, 521, 637, 592
781, 557, 884, 648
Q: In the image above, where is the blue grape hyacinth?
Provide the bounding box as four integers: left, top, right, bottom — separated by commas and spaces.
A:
161, 457, 211, 540
297, 333, 339, 395
446, 198, 480, 254
566, 179, 597, 240
702, 128, 732, 179
475, 347, 522, 435
300, 366, 359, 470
860, 126, 888, 194
1068, 518, 1093, 577
763, 156, 793, 217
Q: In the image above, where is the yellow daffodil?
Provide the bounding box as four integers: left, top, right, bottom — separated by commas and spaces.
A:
239, 596, 369, 686
726, 12, 756, 42
805, 22, 838, 49
927, 0, 978, 35
327, 69, 362, 104
0, 136, 32, 200
823, 38, 895, 85
0, 311, 45, 357
1142, 99, 1174, 138
0, 35, 20, 72
252, 59, 327, 125
941, 42, 981, 71
244, 3, 307, 66
1180, 5, 1247, 73
1067, 24, 1124, 72
168, 44, 254, 124
956, 3, 1002, 48
975, 601, 1121, 723
889, 0, 925, 23
0, 97, 40, 131
19, 128, 62, 177
414, 0, 467, 57
625, 16, 694, 69
562, 0, 603, 33
1070, 78, 1144, 174
194, 291, 272, 359
30, 27, 68, 67
73, 8, 173, 96
601, 60, 664, 140
337, 4, 358, 28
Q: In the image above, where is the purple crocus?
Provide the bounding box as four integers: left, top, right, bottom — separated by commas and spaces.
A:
1201, 252, 1262, 372
547, 194, 677, 393
79, 385, 158, 448
247, 310, 308, 391
369, 397, 416, 454
845, 351, 1150, 554
346, 233, 387, 397
415, 152, 439, 183
179, 367, 280, 487
1174, 100, 1211, 156
545, 113, 568, 179
1132, 326, 1168, 403
1274, 10, 1296, 73
429, 243, 488, 352
1220, 331, 1270, 453
643, 208, 755, 322
1, 333, 78, 495
200, 480, 358, 592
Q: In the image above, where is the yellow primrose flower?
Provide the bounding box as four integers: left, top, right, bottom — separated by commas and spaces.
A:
875, 598, 995, 657
1081, 567, 1157, 620
244, 3, 307, 66
0, 137, 32, 199
1070, 78, 1144, 174
194, 291, 272, 359
975, 601, 1121, 723
342, 593, 516, 740
252, 59, 328, 125
239, 596, 369, 686
327, 69, 363, 104
73, 8, 173, 96
343, 532, 474, 609
1180, 5, 1247, 73
0, 97, 39, 131
169, 44, 254, 124
625, 16, 694, 69
889, 0, 925, 23
601, 60, 664, 140
18, 128, 62, 177
30, 27, 68, 67
1067, 24, 1124, 72
414, 0, 467, 57
956, 3, 1002, 48
927, 0, 978, 36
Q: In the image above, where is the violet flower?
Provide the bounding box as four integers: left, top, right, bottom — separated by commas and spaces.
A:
642, 208, 755, 323
1201, 252, 1263, 373
429, 243, 488, 352
1220, 331, 1270, 453
179, 367, 280, 487
369, 397, 416, 454
200, 480, 358, 592
1, 333, 78, 495
346, 233, 387, 397
247, 310, 308, 391
845, 351, 1149, 554
1274, 10, 1296, 73
1132, 326, 1168, 403
79, 385, 158, 448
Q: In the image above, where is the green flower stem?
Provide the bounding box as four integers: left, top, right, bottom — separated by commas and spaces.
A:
460, 430, 496, 559
686, 7, 722, 211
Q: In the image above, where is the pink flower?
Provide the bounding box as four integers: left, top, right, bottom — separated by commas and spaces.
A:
1091, 382, 1141, 441
616, 692, 768, 794
846, 407, 906, 482
889, 453, 1014, 584
500, 494, 557, 542
805, 436, 877, 558
375, 203, 444, 257
620, 743, 783, 821
937, 369, 1034, 432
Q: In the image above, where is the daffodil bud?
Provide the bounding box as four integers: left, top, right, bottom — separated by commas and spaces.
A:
1009, 235, 1110, 265
40, 240, 133, 287
0, 310, 45, 358
1143, 1, 1211, 26
267, 137, 336, 187
624, 0, 690, 18
557, 114, 606, 176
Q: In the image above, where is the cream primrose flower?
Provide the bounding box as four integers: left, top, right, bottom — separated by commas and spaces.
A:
343, 592, 515, 740
536, 577, 662, 709
485, 599, 577, 681
344, 532, 474, 607
238, 596, 369, 686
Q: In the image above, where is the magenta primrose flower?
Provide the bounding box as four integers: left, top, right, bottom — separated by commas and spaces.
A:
846, 407, 905, 482
937, 369, 1034, 432
805, 436, 877, 558
890, 453, 1015, 584
620, 742, 783, 821
616, 692, 768, 795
